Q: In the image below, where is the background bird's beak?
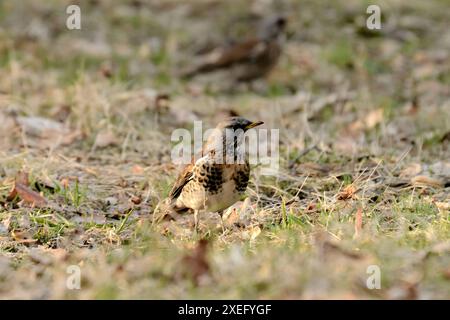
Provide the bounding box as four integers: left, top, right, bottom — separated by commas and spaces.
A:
245, 121, 264, 130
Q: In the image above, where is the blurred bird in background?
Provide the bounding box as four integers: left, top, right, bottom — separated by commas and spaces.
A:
181, 15, 287, 83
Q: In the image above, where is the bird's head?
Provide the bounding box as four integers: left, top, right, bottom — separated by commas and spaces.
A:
216, 117, 264, 132
259, 15, 287, 40
204, 117, 264, 159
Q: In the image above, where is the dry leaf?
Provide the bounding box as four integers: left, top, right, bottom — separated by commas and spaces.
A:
16, 116, 81, 148
11, 230, 37, 244
60, 178, 69, 188
132, 165, 144, 175
16, 171, 30, 186
338, 185, 357, 200
433, 201, 450, 211
364, 108, 384, 129
442, 268, 450, 280
130, 195, 142, 205
224, 207, 240, 225
8, 182, 47, 207
349, 108, 384, 133
400, 163, 422, 178
94, 130, 118, 148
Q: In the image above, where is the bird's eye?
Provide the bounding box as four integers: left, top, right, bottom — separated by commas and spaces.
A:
276, 18, 286, 27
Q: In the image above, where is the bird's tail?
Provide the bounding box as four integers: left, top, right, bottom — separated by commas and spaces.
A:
179, 61, 221, 79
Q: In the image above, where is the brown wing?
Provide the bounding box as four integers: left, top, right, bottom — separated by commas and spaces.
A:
182, 38, 261, 77
168, 163, 194, 200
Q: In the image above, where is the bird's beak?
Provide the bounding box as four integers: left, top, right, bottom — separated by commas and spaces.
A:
245, 121, 264, 130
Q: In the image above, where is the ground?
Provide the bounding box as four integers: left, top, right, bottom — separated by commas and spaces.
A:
0, 0, 449, 299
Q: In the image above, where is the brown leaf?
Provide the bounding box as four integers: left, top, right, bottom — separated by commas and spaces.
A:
338, 185, 357, 200
7, 171, 30, 202
8, 182, 47, 207
60, 178, 70, 188
130, 195, 141, 205
131, 165, 144, 175
155, 93, 170, 110
442, 268, 450, 280
16, 171, 30, 186
434, 201, 450, 212
349, 108, 384, 133
400, 163, 422, 178
11, 229, 37, 244
224, 207, 240, 226
16, 116, 81, 148
94, 130, 118, 148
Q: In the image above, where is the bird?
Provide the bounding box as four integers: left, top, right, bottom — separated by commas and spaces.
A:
181, 15, 287, 82
168, 117, 264, 232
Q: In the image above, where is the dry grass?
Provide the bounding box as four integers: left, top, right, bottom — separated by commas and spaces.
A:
0, 0, 449, 299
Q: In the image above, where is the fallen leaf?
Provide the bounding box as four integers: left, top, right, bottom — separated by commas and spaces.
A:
16, 116, 81, 148
433, 201, 450, 211
7, 182, 47, 207
130, 195, 141, 205
349, 108, 384, 133
442, 268, 450, 280
224, 207, 239, 226
400, 163, 422, 178
11, 229, 37, 244
60, 178, 69, 188
94, 130, 118, 148
132, 165, 144, 174
338, 185, 357, 200
16, 171, 29, 186
17, 116, 64, 136
306, 202, 316, 211
155, 93, 170, 110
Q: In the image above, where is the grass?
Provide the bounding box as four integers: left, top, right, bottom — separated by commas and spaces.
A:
0, 0, 449, 299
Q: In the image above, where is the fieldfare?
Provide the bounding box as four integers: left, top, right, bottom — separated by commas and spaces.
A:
168, 117, 263, 232
181, 16, 287, 82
